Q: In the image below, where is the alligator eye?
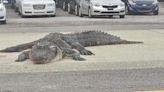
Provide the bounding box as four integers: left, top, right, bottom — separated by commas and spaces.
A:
50, 46, 57, 51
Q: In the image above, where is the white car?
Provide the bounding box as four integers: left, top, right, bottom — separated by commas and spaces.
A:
79, 0, 125, 18
0, 0, 7, 24
18, 0, 56, 17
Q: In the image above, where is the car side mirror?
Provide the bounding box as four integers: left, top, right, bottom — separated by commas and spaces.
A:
3, 0, 8, 4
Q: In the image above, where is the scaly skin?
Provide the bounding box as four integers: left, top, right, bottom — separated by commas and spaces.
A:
0, 31, 143, 64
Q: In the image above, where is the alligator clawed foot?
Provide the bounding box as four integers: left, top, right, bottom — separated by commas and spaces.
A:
80, 49, 95, 55
72, 53, 86, 61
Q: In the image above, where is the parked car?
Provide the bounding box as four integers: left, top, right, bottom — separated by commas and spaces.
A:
14, 0, 22, 12
78, 0, 125, 18
59, 0, 69, 11
0, 0, 8, 24
18, 0, 56, 18
122, 0, 159, 15
67, 0, 81, 16
57, 0, 74, 13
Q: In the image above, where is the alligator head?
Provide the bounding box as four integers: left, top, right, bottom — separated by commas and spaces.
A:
29, 41, 62, 64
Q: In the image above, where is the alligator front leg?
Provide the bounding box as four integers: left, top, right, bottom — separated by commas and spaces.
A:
15, 51, 30, 62
62, 48, 86, 61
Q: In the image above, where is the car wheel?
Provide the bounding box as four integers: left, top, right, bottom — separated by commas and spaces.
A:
51, 14, 56, 17
78, 7, 83, 17
120, 15, 125, 18
1, 20, 6, 24
18, 8, 22, 15
153, 10, 158, 15
67, 3, 72, 14
14, 7, 18, 12
18, 10, 21, 15
20, 12, 26, 18
88, 8, 93, 18
75, 5, 79, 16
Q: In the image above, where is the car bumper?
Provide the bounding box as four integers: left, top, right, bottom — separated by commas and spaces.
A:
22, 7, 56, 16
128, 4, 159, 13
0, 11, 6, 21
91, 6, 125, 16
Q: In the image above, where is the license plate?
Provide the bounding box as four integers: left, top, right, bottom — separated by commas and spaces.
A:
33, 5, 45, 10
108, 8, 113, 10
142, 4, 147, 7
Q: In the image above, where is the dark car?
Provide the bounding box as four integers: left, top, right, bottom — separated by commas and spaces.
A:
56, 0, 69, 11
67, 0, 81, 15
122, 0, 159, 15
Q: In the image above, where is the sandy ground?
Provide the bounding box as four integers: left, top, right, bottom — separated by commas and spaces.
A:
0, 30, 164, 73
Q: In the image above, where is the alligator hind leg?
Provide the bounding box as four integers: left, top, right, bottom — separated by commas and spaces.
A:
71, 42, 95, 55
15, 51, 30, 62
62, 48, 86, 61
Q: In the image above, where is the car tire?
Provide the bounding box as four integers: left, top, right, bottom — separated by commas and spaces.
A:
75, 5, 79, 16
78, 7, 83, 17
153, 10, 158, 15
120, 15, 125, 18
20, 12, 26, 18
14, 7, 18, 12
51, 14, 56, 17
18, 8, 21, 15
1, 20, 6, 24
88, 8, 93, 18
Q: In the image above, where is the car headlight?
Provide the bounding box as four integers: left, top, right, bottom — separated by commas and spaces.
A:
47, 3, 54, 7
23, 3, 31, 7
128, 0, 136, 5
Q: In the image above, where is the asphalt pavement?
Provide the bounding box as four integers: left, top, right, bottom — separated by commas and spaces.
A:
0, 68, 164, 92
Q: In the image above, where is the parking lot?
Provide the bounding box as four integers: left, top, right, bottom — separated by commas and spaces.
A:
0, 3, 164, 32
0, 2, 164, 92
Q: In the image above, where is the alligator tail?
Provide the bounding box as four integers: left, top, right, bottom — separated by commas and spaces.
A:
122, 40, 143, 44
0, 42, 35, 52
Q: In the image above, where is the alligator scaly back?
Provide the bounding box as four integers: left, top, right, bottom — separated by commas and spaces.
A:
68, 31, 143, 47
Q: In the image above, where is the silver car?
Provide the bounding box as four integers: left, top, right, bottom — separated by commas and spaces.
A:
79, 0, 125, 18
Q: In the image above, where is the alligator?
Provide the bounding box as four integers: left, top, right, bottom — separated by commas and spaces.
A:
0, 31, 143, 64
